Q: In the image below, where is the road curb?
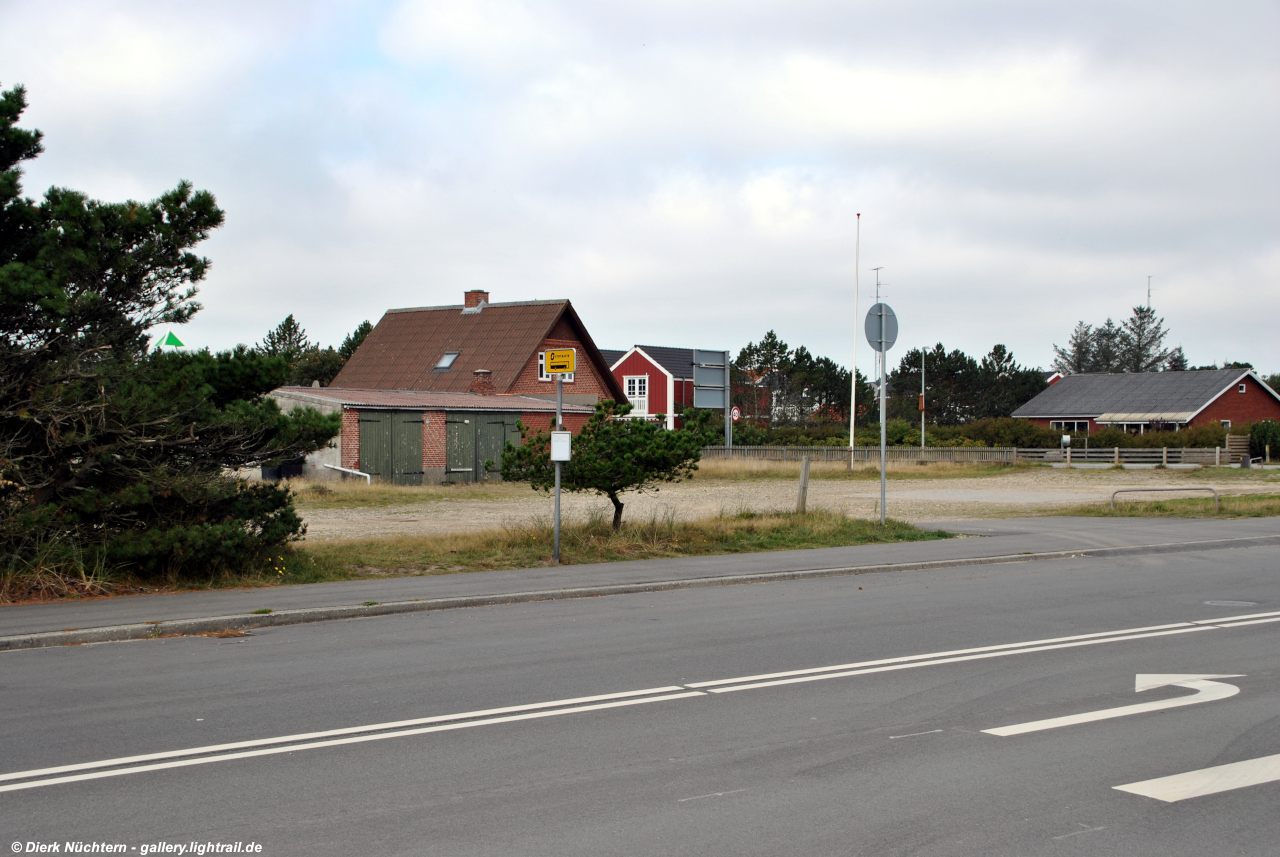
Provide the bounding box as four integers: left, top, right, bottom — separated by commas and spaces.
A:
4, 534, 1279, 652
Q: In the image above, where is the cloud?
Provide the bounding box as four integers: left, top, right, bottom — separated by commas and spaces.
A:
1, 0, 1276, 374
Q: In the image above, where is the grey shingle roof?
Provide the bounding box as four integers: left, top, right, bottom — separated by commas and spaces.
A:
600, 345, 698, 379
635, 345, 695, 380
1011, 369, 1257, 420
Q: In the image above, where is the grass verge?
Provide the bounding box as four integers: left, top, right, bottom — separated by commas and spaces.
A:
272, 510, 952, 585
1065, 492, 1280, 518
289, 478, 526, 510
0, 511, 950, 602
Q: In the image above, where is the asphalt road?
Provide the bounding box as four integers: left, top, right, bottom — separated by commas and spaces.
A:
4, 529, 1280, 856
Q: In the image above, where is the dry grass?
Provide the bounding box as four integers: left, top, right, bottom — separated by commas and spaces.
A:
1063, 492, 1280, 518
1, 539, 118, 604
692, 458, 1027, 482
286, 509, 951, 582
289, 478, 527, 509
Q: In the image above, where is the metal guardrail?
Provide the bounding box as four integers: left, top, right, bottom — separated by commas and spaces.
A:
1111, 486, 1219, 512
322, 463, 372, 485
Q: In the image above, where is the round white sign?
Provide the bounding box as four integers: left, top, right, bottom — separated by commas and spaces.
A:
731, 407, 741, 422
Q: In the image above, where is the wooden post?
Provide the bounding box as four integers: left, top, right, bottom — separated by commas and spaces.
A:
797, 456, 811, 514
1114, 446, 1120, 466
1162, 447, 1167, 466
1216, 446, 1221, 466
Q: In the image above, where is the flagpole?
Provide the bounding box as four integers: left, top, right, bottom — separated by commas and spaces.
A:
850, 213, 860, 450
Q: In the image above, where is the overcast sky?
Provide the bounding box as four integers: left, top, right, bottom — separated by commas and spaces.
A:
3, 1, 1277, 376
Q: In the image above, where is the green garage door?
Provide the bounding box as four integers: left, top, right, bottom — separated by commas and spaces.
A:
445, 412, 521, 483
358, 410, 424, 485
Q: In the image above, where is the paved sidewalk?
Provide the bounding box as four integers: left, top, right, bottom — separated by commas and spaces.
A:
3, 517, 1277, 643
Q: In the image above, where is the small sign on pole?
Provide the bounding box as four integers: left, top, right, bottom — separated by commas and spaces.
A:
551, 431, 572, 461
731, 406, 741, 422
544, 349, 576, 374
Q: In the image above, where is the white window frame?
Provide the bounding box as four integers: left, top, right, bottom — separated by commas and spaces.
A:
624, 375, 649, 415
1221, 419, 1232, 429
538, 352, 573, 383
1239, 384, 1247, 393
1050, 420, 1090, 434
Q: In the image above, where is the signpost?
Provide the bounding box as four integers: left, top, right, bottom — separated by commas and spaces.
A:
543, 349, 576, 563
693, 349, 732, 448
864, 302, 897, 525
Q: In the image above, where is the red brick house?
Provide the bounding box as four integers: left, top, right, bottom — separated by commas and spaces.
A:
598, 346, 697, 430
1011, 369, 1280, 435
273, 291, 624, 483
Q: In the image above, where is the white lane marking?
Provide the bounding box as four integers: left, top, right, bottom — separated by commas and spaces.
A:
982, 675, 1242, 737
677, 789, 746, 802
1052, 824, 1106, 840
1114, 753, 1280, 802
6, 606, 1275, 793
686, 622, 1195, 689
0, 685, 686, 784
1192, 609, 1280, 625
0, 692, 706, 794
707, 628, 1207, 694
1211, 616, 1280, 629
890, 729, 943, 740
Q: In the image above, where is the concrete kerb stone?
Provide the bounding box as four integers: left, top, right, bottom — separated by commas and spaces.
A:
4, 533, 1279, 652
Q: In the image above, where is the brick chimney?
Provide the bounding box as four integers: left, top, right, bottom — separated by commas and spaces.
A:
464, 290, 489, 308
468, 369, 497, 396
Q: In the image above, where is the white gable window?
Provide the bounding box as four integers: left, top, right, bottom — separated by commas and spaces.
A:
537, 352, 573, 383
625, 375, 648, 415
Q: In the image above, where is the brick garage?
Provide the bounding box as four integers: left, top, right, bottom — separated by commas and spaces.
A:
270, 388, 592, 484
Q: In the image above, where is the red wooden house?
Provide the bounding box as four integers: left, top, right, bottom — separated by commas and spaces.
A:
599, 346, 697, 430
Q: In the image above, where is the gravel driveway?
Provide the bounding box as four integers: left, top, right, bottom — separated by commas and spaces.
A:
299, 467, 1279, 541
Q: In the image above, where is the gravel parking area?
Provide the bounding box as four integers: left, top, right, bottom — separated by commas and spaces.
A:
299, 466, 1280, 541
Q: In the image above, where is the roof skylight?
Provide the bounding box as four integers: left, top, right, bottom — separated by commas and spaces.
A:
435, 351, 459, 370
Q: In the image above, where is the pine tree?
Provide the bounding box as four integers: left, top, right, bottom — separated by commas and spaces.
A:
1119, 305, 1171, 373
339, 320, 373, 360
0, 85, 337, 583
1052, 322, 1094, 375
259, 314, 311, 364
1164, 346, 1188, 371
1090, 319, 1123, 373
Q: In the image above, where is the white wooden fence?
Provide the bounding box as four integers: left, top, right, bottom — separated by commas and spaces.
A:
701, 446, 1243, 465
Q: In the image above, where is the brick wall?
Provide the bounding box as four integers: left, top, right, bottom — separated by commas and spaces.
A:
423, 410, 446, 468
509, 337, 611, 399
341, 409, 360, 469
1192, 381, 1280, 428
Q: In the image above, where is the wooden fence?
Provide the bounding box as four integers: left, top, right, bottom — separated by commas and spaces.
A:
701, 446, 1244, 465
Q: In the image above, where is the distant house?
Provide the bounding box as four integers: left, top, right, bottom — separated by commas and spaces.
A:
271, 291, 623, 484
599, 346, 697, 430
1011, 369, 1280, 434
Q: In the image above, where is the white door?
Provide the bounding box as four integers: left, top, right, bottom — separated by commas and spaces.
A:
625, 376, 648, 415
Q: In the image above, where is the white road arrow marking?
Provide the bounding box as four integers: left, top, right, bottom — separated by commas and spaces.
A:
1115, 752, 1280, 802
982, 674, 1243, 737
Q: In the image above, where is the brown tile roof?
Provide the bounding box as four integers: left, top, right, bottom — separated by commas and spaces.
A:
329, 299, 625, 400
271, 387, 595, 412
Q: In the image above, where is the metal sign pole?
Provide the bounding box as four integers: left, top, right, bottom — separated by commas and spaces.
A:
724, 349, 732, 449
879, 322, 887, 526
554, 375, 562, 564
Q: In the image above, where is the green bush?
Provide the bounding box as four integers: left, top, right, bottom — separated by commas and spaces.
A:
1251, 421, 1280, 459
